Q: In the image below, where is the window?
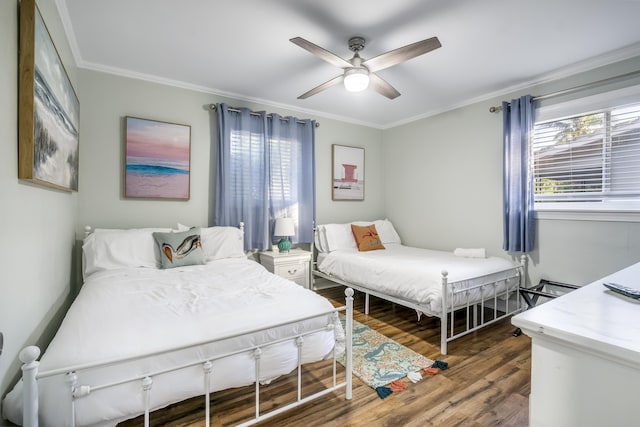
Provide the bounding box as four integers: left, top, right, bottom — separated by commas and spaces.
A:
228, 128, 300, 218
532, 95, 640, 214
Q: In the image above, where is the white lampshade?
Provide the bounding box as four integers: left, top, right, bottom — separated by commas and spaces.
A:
274, 217, 295, 237
344, 68, 370, 92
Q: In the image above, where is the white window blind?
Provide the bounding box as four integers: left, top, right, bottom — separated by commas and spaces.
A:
269, 137, 295, 202
532, 102, 640, 204
229, 129, 301, 217
229, 129, 265, 201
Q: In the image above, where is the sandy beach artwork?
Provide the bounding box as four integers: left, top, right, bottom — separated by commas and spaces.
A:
125, 117, 191, 199
18, 0, 80, 191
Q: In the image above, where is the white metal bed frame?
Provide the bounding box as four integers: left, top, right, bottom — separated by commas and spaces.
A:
18, 295, 353, 427
311, 228, 525, 355
14, 224, 355, 427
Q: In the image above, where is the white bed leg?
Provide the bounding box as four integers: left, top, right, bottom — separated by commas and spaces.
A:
253, 348, 262, 418
203, 361, 212, 427
441, 270, 449, 355
364, 293, 370, 315
20, 346, 40, 427
296, 337, 304, 402
142, 376, 153, 427
473, 305, 479, 328
65, 371, 78, 427
345, 288, 354, 400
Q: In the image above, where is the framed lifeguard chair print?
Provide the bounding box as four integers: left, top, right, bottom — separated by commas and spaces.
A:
332, 144, 364, 201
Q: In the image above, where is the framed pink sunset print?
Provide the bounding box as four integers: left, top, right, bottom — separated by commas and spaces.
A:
125, 116, 191, 199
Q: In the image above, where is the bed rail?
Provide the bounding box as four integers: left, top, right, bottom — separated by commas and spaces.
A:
18, 288, 354, 427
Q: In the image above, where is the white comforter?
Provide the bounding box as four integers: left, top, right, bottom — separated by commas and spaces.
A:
3, 258, 340, 427
318, 244, 518, 313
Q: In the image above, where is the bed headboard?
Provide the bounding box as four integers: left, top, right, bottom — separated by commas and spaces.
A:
81, 223, 246, 279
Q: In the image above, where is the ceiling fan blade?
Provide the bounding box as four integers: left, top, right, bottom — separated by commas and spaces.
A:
290, 37, 353, 69
369, 73, 401, 99
363, 37, 441, 72
297, 74, 344, 99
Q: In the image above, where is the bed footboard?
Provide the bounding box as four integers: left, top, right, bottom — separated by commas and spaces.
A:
16, 289, 354, 427
439, 255, 526, 354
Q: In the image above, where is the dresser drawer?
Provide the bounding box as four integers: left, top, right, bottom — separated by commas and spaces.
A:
274, 263, 307, 284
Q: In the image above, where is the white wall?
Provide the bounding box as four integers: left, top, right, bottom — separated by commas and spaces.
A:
76, 72, 215, 230
76, 69, 385, 232
314, 120, 385, 224
383, 56, 640, 286
0, 0, 79, 405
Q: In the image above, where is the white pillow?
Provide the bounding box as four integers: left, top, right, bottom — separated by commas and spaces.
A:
314, 225, 331, 253
314, 226, 323, 252
177, 224, 245, 261
374, 219, 402, 245
319, 219, 402, 252
83, 227, 172, 277
323, 223, 357, 252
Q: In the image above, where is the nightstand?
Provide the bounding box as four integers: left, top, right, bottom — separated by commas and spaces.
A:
259, 249, 312, 289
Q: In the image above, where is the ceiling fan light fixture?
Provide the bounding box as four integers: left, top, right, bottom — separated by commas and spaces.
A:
343, 68, 369, 92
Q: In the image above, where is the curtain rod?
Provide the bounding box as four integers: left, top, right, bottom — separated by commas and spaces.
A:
208, 103, 320, 127
489, 68, 640, 113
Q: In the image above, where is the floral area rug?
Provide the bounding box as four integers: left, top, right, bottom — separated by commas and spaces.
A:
337, 318, 435, 390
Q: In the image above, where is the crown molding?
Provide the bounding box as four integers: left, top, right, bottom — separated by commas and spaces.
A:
52, 0, 640, 130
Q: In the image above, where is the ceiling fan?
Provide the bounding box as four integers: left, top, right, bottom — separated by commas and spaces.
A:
290, 35, 441, 100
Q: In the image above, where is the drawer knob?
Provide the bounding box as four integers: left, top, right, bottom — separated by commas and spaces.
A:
288, 269, 298, 275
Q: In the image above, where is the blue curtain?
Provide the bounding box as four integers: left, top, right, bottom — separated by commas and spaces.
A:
215, 104, 315, 250
267, 114, 316, 245
215, 104, 269, 249
502, 95, 535, 253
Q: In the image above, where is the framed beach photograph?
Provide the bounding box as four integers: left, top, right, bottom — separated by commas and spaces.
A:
18, 0, 80, 191
125, 116, 191, 200
332, 144, 365, 201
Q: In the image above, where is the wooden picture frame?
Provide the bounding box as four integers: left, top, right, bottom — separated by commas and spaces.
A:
125, 116, 191, 200
332, 144, 365, 201
18, 0, 80, 191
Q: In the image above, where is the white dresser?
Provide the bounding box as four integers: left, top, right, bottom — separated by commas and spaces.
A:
259, 249, 312, 289
512, 261, 640, 427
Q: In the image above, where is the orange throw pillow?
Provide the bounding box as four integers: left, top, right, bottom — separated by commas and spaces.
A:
351, 224, 385, 252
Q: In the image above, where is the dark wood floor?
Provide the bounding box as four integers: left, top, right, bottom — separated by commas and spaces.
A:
120, 286, 531, 427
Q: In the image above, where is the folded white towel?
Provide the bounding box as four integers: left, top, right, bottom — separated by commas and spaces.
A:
454, 248, 487, 258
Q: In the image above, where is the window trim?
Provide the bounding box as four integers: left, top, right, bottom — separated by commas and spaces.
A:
535, 203, 640, 222
532, 83, 640, 218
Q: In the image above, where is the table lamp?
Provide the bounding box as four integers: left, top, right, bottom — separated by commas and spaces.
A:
274, 218, 295, 253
